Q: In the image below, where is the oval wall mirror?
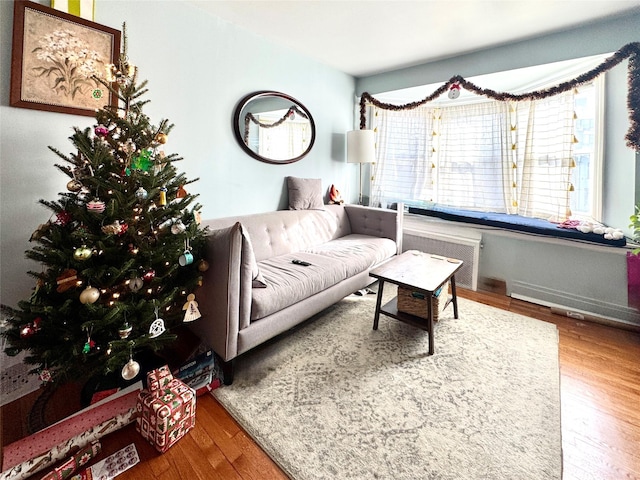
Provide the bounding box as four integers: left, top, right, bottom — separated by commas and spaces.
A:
233, 91, 316, 164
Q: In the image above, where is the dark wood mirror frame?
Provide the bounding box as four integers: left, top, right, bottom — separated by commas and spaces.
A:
232, 91, 316, 164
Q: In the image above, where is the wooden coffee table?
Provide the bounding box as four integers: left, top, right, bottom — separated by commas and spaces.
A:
369, 250, 463, 355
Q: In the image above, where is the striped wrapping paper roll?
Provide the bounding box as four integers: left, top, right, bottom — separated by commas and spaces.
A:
51, 0, 94, 20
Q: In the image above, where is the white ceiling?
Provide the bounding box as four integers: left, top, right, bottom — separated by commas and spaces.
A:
188, 0, 640, 77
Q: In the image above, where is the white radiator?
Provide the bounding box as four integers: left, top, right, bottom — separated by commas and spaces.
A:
402, 223, 481, 291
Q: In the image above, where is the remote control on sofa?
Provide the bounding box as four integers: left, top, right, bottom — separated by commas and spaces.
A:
292, 259, 312, 266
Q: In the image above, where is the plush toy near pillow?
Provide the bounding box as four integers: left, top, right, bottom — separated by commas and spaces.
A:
328, 184, 344, 204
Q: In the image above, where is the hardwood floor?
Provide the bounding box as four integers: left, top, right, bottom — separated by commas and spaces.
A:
2, 289, 639, 479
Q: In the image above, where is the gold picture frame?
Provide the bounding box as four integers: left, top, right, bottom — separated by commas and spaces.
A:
10, 0, 121, 116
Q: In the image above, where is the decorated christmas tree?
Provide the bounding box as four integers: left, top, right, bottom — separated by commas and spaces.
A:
1, 32, 208, 386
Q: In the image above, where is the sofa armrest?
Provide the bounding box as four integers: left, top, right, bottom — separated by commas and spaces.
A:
344, 203, 403, 254
190, 222, 244, 362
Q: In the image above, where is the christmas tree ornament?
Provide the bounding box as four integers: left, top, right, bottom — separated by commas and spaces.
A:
197, 259, 210, 272
155, 132, 168, 144
94, 125, 109, 137
194, 211, 202, 224
38, 368, 52, 383
121, 356, 140, 381
79, 286, 100, 304
171, 220, 186, 234
72, 224, 90, 239
118, 322, 133, 339
448, 83, 461, 99
73, 246, 93, 261
56, 269, 78, 292
176, 185, 187, 198
158, 187, 167, 206
87, 199, 106, 213
122, 140, 137, 155
142, 269, 156, 283
20, 324, 35, 339
135, 186, 148, 200
149, 318, 166, 338
179, 250, 193, 266
131, 149, 152, 171
182, 293, 201, 322
101, 220, 129, 236
128, 276, 144, 292
54, 210, 72, 226
83, 326, 95, 354
149, 306, 166, 338
158, 218, 174, 230
67, 179, 83, 192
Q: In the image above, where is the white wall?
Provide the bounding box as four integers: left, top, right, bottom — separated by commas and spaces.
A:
356, 14, 640, 325
0, 0, 356, 307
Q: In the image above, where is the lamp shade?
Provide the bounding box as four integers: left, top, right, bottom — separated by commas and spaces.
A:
347, 130, 375, 164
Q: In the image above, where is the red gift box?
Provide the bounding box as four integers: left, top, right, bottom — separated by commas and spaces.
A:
135, 365, 196, 453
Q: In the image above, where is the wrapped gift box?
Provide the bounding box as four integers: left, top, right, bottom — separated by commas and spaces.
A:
135, 365, 195, 453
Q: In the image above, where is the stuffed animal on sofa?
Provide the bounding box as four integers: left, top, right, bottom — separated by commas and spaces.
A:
328, 184, 344, 204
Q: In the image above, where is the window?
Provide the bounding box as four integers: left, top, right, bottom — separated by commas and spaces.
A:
369, 62, 604, 223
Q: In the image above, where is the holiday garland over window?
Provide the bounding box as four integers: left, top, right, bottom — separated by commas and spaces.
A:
359, 42, 640, 151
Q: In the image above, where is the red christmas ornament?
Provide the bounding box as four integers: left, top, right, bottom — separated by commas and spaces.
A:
94, 125, 109, 137
20, 324, 35, 339
143, 269, 156, 283
54, 211, 72, 226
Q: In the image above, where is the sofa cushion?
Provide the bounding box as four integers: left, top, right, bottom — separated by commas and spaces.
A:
250, 253, 347, 320
287, 176, 324, 210
304, 234, 398, 277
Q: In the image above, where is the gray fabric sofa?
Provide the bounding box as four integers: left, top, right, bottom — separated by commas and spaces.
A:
191, 204, 403, 384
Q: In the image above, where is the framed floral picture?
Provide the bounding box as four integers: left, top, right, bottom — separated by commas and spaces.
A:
10, 0, 121, 116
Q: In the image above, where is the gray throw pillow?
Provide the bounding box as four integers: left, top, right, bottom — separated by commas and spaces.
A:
287, 176, 325, 210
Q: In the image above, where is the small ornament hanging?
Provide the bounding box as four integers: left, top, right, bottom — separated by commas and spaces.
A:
38, 368, 52, 383
87, 199, 106, 214
155, 132, 168, 144
82, 325, 95, 354
94, 125, 109, 137
197, 259, 210, 272
128, 276, 144, 292
448, 83, 461, 100
54, 210, 72, 226
56, 269, 78, 292
20, 324, 35, 339
121, 357, 140, 380
122, 139, 137, 155
131, 149, 152, 171
182, 293, 202, 322
158, 187, 167, 206
142, 269, 156, 283
118, 322, 133, 339
101, 220, 128, 236
67, 179, 83, 192
73, 245, 93, 261
176, 185, 187, 198
171, 220, 186, 234
79, 286, 100, 304
135, 186, 148, 200
149, 306, 166, 338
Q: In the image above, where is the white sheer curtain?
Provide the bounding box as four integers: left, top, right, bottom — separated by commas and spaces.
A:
371, 89, 577, 221
371, 106, 434, 208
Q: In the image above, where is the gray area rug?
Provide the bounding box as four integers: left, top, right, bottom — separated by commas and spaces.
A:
214, 287, 562, 479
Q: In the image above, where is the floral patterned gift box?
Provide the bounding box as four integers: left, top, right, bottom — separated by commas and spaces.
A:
135, 365, 196, 453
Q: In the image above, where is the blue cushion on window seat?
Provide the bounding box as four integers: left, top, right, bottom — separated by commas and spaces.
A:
408, 205, 626, 247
